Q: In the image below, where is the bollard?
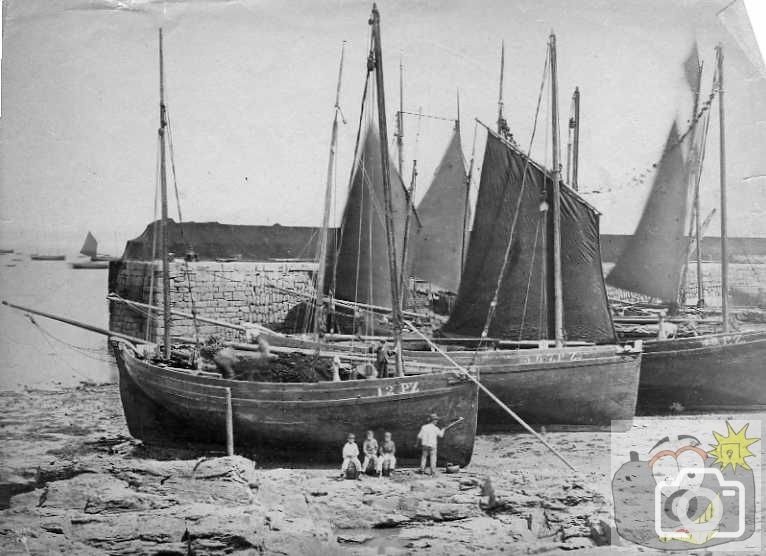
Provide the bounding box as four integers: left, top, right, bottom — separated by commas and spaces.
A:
225, 387, 234, 456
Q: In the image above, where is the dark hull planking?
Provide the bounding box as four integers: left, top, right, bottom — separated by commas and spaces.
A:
636, 329, 766, 414
404, 345, 642, 432
114, 342, 479, 466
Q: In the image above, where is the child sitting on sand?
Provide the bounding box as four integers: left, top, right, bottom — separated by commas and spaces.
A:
340, 433, 362, 479
377, 431, 396, 476
361, 430, 379, 474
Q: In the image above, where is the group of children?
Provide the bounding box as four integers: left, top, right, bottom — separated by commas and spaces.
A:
341, 430, 397, 477
340, 413, 446, 478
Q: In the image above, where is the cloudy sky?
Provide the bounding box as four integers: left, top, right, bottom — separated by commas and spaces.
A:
1, 0, 765, 254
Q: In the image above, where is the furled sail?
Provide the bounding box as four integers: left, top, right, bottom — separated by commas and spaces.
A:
409, 127, 468, 292
606, 123, 690, 303
444, 131, 615, 343
328, 125, 412, 309
80, 231, 98, 258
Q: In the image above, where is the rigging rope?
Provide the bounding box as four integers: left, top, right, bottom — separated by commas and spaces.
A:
469, 44, 551, 366
146, 135, 162, 341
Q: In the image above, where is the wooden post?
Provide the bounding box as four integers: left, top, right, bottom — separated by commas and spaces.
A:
369, 4, 404, 376
717, 45, 728, 332
225, 387, 234, 456
158, 29, 171, 360
549, 33, 565, 347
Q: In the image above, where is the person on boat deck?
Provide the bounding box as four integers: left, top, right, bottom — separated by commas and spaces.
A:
340, 433, 362, 478
417, 413, 445, 475
656, 314, 678, 340
361, 430, 379, 473
377, 431, 396, 474
375, 340, 389, 378
331, 356, 342, 382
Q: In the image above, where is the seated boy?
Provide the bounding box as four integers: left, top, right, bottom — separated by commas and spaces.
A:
361, 430, 379, 474
377, 431, 396, 476
340, 433, 362, 479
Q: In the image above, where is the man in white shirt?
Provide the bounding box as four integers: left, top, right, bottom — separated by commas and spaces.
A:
417, 413, 445, 475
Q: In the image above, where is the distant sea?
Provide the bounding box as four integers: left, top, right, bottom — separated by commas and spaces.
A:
0, 254, 116, 391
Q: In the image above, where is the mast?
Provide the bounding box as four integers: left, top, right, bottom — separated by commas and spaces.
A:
158, 28, 171, 360
313, 41, 345, 345
369, 4, 404, 376
461, 121, 478, 275
571, 87, 580, 191
497, 40, 505, 134
716, 45, 728, 332
693, 62, 705, 307
396, 58, 405, 177
549, 32, 564, 347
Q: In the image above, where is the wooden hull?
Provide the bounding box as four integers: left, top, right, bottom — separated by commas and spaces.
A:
71, 261, 109, 269
263, 334, 641, 430
404, 346, 642, 431
637, 329, 766, 414
113, 342, 479, 466
30, 254, 66, 261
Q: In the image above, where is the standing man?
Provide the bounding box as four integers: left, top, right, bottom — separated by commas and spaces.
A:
417, 413, 445, 475
375, 339, 389, 379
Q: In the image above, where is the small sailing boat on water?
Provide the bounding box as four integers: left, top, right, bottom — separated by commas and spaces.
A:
30, 253, 66, 261
113, 24, 479, 465
71, 232, 117, 268
607, 46, 766, 414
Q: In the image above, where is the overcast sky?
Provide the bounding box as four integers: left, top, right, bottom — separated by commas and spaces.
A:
1, 0, 765, 254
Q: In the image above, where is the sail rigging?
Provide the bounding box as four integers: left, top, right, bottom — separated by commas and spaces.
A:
444, 130, 616, 343
409, 126, 469, 292
80, 232, 98, 258
605, 123, 691, 303
328, 125, 412, 314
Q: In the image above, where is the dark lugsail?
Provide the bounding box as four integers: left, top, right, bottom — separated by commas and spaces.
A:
329, 125, 411, 309
606, 123, 690, 303
444, 131, 615, 343
409, 127, 468, 292
80, 231, 98, 258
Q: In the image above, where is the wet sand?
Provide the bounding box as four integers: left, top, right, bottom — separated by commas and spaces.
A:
0, 383, 657, 555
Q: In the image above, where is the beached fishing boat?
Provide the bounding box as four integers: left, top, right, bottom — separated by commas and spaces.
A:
607, 46, 766, 414
113, 341, 477, 465
110, 22, 480, 464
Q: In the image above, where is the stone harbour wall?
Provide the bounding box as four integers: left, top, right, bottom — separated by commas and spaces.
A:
109, 260, 317, 344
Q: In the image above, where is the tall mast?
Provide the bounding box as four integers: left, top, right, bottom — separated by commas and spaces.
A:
571, 87, 580, 191
461, 121, 478, 275
716, 45, 728, 332
692, 62, 705, 307
396, 58, 405, 177
313, 41, 345, 345
158, 28, 171, 360
497, 40, 505, 133
369, 4, 404, 376
549, 32, 564, 347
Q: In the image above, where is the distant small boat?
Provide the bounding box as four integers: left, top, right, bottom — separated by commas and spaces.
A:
79, 231, 119, 262
5, 264, 16, 267
0, 249, 14, 255
30, 254, 66, 261
71, 260, 109, 270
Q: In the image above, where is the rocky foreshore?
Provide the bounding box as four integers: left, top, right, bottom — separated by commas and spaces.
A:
0, 384, 638, 555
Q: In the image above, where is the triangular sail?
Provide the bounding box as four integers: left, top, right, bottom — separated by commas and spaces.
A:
80, 232, 98, 258
328, 125, 412, 311
444, 132, 615, 343
606, 123, 690, 303
409, 127, 468, 292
